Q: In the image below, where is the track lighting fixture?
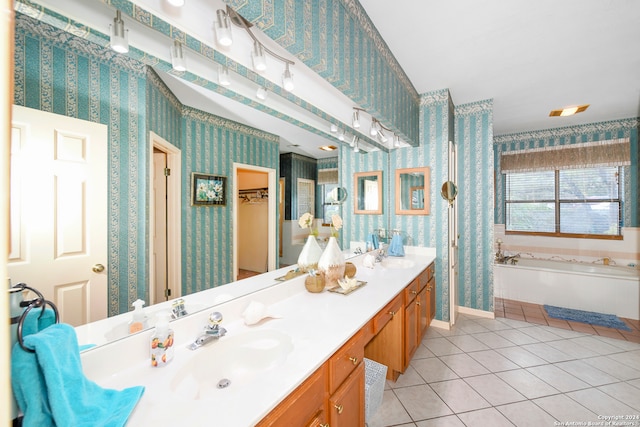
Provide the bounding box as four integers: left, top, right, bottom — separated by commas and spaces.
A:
330, 124, 338, 133
370, 119, 379, 137
218, 65, 231, 86
376, 129, 388, 144
350, 135, 357, 148
352, 110, 360, 128
338, 131, 345, 141
110, 10, 128, 53
220, 6, 295, 91
170, 40, 186, 71
354, 140, 360, 153
282, 63, 295, 91
251, 41, 267, 71
215, 9, 233, 46
256, 86, 268, 100
394, 134, 401, 148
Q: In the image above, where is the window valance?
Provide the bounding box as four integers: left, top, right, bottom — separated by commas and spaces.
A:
317, 168, 338, 185
500, 138, 630, 173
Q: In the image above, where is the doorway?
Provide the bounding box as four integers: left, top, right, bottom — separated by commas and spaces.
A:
233, 163, 277, 281
149, 132, 181, 305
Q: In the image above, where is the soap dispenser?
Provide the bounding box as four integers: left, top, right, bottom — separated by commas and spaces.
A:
128, 299, 149, 334
150, 312, 174, 368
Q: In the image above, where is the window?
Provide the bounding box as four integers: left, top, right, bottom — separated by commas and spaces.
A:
505, 167, 622, 238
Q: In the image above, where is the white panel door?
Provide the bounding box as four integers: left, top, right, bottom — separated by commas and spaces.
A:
9, 105, 108, 326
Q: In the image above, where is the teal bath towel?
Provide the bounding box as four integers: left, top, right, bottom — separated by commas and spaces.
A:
388, 234, 405, 257
11, 322, 145, 427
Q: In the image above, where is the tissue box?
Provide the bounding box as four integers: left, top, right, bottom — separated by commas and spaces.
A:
364, 358, 387, 421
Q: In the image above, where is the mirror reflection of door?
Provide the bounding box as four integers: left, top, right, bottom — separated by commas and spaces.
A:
8, 106, 107, 326
354, 171, 382, 214
238, 169, 269, 279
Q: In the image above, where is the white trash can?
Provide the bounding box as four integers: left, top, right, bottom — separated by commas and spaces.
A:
364, 358, 387, 422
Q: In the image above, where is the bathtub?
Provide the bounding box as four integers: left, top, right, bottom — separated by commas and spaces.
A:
494, 258, 640, 320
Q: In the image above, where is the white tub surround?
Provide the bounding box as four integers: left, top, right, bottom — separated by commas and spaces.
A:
80, 248, 436, 426
494, 258, 640, 320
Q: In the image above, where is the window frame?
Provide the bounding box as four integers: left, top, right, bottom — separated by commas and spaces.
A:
504, 167, 623, 240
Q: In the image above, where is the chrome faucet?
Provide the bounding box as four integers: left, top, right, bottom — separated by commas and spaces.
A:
354, 247, 363, 255
374, 248, 386, 263
171, 298, 188, 319
188, 311, 227, 350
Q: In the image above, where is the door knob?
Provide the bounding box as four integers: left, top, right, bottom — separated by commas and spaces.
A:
92, 263, 105, 273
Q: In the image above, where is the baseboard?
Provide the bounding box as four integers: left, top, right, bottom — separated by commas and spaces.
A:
430, 319, 450, 330
457, 305, 495, 319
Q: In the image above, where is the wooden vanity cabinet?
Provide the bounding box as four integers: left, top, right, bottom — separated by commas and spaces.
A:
329, 362, 365, 427
256, 364, 328, 427
364, 293, 404, 381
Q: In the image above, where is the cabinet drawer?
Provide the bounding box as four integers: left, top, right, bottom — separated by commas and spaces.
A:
404, 277, 420, 304
372, 294, 403, 334
257, 364, 327, 427
329, 329, 364, 394
418, 262, 434, 290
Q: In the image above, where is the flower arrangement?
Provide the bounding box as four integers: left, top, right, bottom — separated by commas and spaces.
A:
330, 214, 343, 237
298, 212, 318, 236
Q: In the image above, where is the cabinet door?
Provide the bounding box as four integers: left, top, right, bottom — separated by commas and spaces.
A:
329, 362, 365, 427
404, 298, 418, 368
418, 285, 429, 339
365, 294, 403, 381
428, 276, 436, 320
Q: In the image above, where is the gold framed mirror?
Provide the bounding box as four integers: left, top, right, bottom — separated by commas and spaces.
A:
354, 170, 382, 214
395, 167, 430, 215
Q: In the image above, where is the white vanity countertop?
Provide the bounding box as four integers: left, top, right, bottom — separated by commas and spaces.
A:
81, 247, 436, 427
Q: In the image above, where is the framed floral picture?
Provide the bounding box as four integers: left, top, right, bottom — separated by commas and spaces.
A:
191, 173, 226, 206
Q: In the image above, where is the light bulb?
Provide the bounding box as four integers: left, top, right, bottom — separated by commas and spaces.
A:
252, 42, 267, 71
256, 86, 268, 100
170, 41, 186, 72
352, 110, 360, 128
110, 10, 128, 53
218, 65, 230, 86
215, 10, 233, 46
282, 64, 294, 91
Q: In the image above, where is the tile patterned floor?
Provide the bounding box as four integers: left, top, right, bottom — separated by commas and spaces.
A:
368, 312, 640, 426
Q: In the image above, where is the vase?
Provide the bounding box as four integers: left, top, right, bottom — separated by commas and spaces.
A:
298, 235, 323, 273
318, 236, 346, 289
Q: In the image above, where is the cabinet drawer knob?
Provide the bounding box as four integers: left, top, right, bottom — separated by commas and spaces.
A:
334, 404, 344, 414
411, 290, 417, 295
348, 356, 358, 365
320, 424, 330, 427
388, 310, 396, 317
416, 301, 421, 306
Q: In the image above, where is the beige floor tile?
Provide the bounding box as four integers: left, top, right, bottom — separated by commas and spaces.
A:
422, 337, 464, 356
555, 360, 620, 386
367, 389, 412, 427
526, 364, 590, 392
533, 394, 598, 422
411, 357, 459, 383
567, 388, 637, 417
464, 374, 527, 406
598, 381, 640, 411
394, 385, 453, 420
415, 415, 465, 427
429, 379, 491, 413
496, 400, 557, 427
496, 369, 559, 399
445, 335, 489, 353
496, 346, 548, 368
456, 408, 514, 427
439, 353, 490, 378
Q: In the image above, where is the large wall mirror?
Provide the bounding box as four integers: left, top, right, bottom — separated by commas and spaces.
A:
354, 171, 383, 214
395, 167, 430, 215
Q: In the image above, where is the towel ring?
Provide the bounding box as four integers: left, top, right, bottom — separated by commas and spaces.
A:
13, 283, 60, 353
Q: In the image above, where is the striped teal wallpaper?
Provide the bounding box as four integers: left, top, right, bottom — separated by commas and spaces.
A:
14, 14, 149, 316
494, 119, 640, 227
14, 14, 281, 314
181, 107, 280, 296
388, 89, 453, 321
229, 0, 420, 146
455, 100, 494, 313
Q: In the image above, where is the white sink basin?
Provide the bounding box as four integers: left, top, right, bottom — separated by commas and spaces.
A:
381, 258, 415, 269
170, 329, 293, 400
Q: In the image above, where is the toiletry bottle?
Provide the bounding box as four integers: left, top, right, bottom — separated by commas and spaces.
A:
128, 299, 148, 334
150, 312, 174, 367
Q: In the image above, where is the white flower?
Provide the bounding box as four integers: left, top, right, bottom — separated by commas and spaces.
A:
298, 212, 313, 229
331, 214, 343, 230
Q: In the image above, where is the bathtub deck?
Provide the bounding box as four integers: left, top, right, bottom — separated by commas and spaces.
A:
495, 298, 640, 343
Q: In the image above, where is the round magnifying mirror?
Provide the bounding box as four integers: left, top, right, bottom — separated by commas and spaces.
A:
440, 181, 457, 204
329, 187, 348, 204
